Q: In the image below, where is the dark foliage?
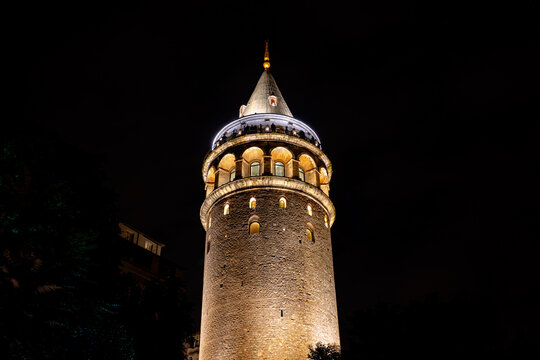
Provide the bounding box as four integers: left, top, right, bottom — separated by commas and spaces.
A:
308, 342, 342, 360
0, 128, 193, 359
125, 275, 194, 359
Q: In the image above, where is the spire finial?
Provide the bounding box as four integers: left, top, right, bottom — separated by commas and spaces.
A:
263, 41, 270, 71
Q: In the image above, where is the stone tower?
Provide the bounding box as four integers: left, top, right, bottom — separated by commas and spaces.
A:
199, 43, 339, 360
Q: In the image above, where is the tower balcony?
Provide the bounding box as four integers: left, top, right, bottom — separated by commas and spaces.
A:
199, 175, 336, 231
203, 117, 333, 200
211, 113, 322, 150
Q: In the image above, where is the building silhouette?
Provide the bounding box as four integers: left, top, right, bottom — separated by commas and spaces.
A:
118, 222, 182, 284
198, 43, 340, 359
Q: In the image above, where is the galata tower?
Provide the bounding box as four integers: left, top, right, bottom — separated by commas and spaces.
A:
199, 43, 340, 359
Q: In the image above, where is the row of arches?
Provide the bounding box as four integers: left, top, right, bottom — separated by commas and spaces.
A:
206, 146, 330, 195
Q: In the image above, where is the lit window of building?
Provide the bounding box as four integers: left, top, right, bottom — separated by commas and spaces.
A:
250, 161, 260, 176
306, 229, 313, 242
249, 197, 256, 209
224, 203, 230, 215
299, 167, 305, 181
279, 197, 287, 208
275, 162, 285, 176
230, 168, 236, 182
250, 222, 260, 234
324, 215, 328, 228
307, 204, 312, 216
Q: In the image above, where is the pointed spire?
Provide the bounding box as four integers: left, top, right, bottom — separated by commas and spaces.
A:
239, 41, 292, 118
240, 71, 293, 117
263, 41, 270, 71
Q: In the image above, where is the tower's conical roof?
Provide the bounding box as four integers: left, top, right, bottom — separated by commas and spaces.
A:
240, 42, 293, 117
241, 70, 293, 117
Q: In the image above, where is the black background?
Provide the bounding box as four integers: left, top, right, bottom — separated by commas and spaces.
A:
8, 0, 539, 344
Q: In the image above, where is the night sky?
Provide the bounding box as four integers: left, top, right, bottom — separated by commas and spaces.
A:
9, 0, 539, 338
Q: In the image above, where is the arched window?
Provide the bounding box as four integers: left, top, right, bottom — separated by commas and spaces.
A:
279, 197, 287, 208
307, 204, 312, 216
299, 167, 305, 182
271, 147, 293, 177
249, 197, 256, 209
324, 215, 329, 228
250, 222, 260, 234
274, 162, 285, 176
306, 228, 313, 242
208, 217, 212, 228
229, 168, 236, 182
224, 203, 229, 215
250, 161, 260, 177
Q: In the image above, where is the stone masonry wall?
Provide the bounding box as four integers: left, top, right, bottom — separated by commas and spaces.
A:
199, 188, 339, 360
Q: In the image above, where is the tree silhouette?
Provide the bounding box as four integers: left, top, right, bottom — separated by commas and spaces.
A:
1, 129, 193, 359
0, 130, 132, 358
308, 342, 342, 360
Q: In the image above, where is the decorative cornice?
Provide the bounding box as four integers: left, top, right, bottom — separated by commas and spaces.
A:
202, 133, 333, 182
200, 176, 336, 230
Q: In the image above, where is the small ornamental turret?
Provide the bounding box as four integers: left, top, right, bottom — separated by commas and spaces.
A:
199, 43, 339, 360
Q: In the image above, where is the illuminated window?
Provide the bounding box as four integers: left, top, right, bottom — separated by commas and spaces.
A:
224, 203, 229, 215
324, 215, 329, 228
249, 222, 260, 234
145, 241, 153, 251
268, 95, 277, 106
249, 197, 256, 209
229, 168, 236, 182
274, 162, 285, 176
306, 228, 313, 242
279, 197, 287, 208
208, 217, 212, 228
250, 161, 260, 176
299, 167, 305, 181
307, 204, 312, 216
